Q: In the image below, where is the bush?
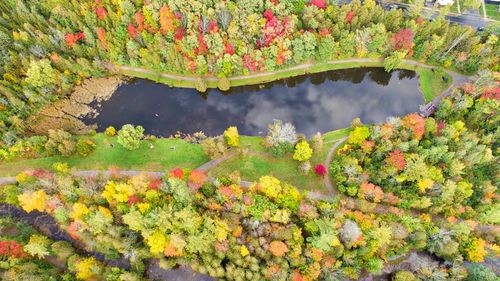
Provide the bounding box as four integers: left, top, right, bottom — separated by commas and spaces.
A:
310, 132, 323, 153
265, 120, 297, 148
293, 141, 313, 162
347, 126, 370, 145
117, 124, 144, 150
195, 78, 208, 93
269, 142, 294, 157
76, 139, 96, 157
88, 129, 97, 136
392, 271, 417, 281
201, 136, 227, 159
224, 126, 239, 147
218, 77, 230, 91
105, 126, 116, 137
45, 129, 76, 156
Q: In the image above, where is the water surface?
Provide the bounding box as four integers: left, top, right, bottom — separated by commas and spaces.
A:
84, 68, 422, 136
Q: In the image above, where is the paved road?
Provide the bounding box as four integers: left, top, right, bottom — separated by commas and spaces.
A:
380, 1, 497, 29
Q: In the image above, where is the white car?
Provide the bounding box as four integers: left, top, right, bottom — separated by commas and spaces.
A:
437, 0, 454, 6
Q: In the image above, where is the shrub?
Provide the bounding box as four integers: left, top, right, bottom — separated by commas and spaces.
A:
45, 129, 76, 156
105, 126, 116, 137
314, 164, 327, 176
195, 78, 208, 93
224, 126, 239, 147
393, 271, 417, 281
265, 120, 297, 148
347, 126, 370, 145
76, 139, 96, 157
293, 141, 312, 162
117, 124, 144, 150
310, 132, 323, 152
201, 136, 227, 159
269, 142, 294, 157
88, 129, 97, 136
218, 77, 230, 91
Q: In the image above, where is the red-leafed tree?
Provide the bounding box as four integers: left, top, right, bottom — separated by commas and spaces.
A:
385, 150, 406, 171
402, 113, 425, 140
196, 34, 208, 55
65, 32, 85, 48
135, 11, 145, 31
310, 0, 327, 9
224, 43, 235, 55
96, 7, 107, 20
0, 240, 27, 258
128, 23, 138, 38
345, 10, 355, 23
392, 28, 414, 51
97, 28, 107, 49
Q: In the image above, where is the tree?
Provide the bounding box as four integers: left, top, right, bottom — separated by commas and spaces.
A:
217, 77, 231, 91
224, 126, 239, 147
117, 124, 144, 150
392, 28, 414, 51
45, 129, 76, 156
384, 51, 405, 72
293, 140, 313, 162
25, 59, 57, 89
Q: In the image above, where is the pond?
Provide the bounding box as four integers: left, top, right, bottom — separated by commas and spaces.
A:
83, 67, 423, 137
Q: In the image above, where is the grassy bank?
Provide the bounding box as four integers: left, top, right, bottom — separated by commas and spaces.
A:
0, 134, 208, 176
209, 129, 350, 193
417, 68, 453, 102
486, 4, 500, 20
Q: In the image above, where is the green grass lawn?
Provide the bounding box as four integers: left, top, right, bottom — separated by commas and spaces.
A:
209, 129, 349, 192
0, 134, 208, 176
485, 4, 500, 20
417, 68, 453, 102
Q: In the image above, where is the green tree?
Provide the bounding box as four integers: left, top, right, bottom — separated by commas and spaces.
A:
384, 51, 405, 72
25, 59, 57, 89
117, 124, 145, 150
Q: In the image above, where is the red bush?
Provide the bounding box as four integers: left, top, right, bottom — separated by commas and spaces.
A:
127, 195, 144, 206
0, 240, 27, 258
148, 179, 161, 191
314, 164, 327, 176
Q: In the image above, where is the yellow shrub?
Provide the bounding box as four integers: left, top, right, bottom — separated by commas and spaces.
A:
258, 176, 282, 199
240, 245, 249, 257
71, 203, 90, 220
293, 141, 313, 162
75, 257, 100, 280
147, 231, 167, 255
224, 126, 239, 147
18, 190, 47, 212
16, 171, 31, 184
465, 238, 487, 262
